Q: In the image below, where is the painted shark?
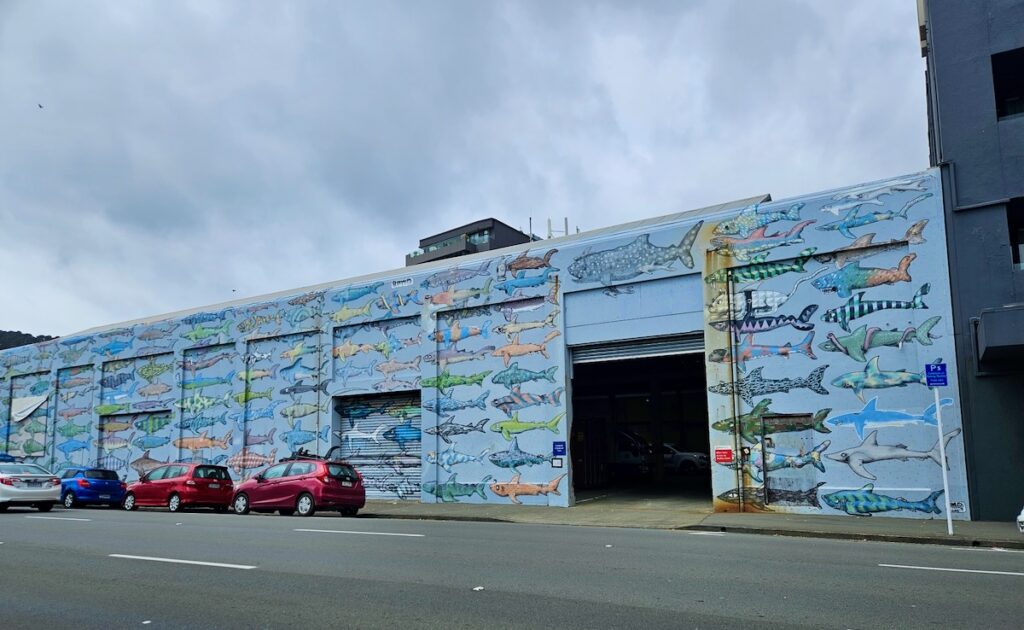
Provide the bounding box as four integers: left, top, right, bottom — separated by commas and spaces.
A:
825, 396, 954, 438
567, 221, 703, 285
830, 357, 928, 402
818, 316, 941, 362
827, 429, 962, 480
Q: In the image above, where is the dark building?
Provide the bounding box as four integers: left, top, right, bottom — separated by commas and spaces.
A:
920, 0, 1024, 520
405, 218, 534, 266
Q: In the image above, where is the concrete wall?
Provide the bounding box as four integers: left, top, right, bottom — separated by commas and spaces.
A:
0, 169, 970, 518
924, 0, 1024, 520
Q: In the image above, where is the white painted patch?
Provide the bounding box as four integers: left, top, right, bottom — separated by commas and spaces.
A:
879, 563, 1024, 577
25, 515, 91, 522
951, 547, 1024, 554
688, 531, 726, 536
293, 528, 424, 538
472, 586, 485, 591
109, 554, 256, 570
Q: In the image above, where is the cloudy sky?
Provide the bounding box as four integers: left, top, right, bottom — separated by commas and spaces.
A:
0, 1, 927, 336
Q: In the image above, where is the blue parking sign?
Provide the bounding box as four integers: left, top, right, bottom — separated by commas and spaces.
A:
925, 363, 948, 387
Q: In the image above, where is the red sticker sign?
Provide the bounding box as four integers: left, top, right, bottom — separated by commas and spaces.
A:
714, 448, 734, 464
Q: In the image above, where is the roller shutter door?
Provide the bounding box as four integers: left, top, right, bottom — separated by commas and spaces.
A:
335, 393, 421, 501
571, 334, 704, 364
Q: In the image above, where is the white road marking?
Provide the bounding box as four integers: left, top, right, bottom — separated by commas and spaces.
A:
688, 531, 725, 536
951, 547, 1024, 554
25, 515, 91, 522
294, 528, 424, 538
109, 554, 256, 570
879, 563, 1024, 577
576, 493, 613, 504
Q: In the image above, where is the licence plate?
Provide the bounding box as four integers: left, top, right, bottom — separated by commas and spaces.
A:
209, 483, 220, 489
341, 481, 353, 487
99, 494, 111, 499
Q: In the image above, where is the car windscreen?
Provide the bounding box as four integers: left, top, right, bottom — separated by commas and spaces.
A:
85, 469, 119, 480
327, 463, 358, 481
193, 466, 230, 480
0, 464, 50, 475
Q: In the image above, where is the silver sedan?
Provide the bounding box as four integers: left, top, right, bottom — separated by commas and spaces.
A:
0, 463, 61, 512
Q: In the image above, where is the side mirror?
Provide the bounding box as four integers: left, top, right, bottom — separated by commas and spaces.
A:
255, 475, 265, 483
139, 476, 148, 483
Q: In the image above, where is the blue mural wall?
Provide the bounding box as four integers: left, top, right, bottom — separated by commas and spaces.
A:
0, 168, 969, 517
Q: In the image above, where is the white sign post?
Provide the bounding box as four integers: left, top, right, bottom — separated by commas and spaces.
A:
925, 362, 953, 536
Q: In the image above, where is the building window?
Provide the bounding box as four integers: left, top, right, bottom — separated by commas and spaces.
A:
1009, 198, 1024, 270
468, 229, 491, 245
992, 47, 1024, 119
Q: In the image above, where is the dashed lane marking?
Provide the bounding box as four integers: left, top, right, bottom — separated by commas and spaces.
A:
879, 563, 1024, 577
25, 515, 91, 522
294, 528, 424, 537
109, 554, 256, 570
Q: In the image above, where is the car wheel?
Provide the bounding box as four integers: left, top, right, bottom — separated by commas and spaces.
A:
37, 502, 54, 512
167, 493, 182, 513
233, 493, 250, 515
63, 493, 77, 509
123, 493, 137, 511
279, 508, 295, 516
340, 507, 358, 517
296, 493, 316, 517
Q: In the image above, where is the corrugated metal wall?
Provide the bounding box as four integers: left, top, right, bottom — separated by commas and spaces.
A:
335, 392, 421, 500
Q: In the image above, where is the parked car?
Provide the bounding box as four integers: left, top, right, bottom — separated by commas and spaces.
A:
611, 430, 655, 478
232, 454, 364, 517
60, 467, 127, 508
123, 463, 233, 512
662, 444, 710, 474
0, 463, 61, 511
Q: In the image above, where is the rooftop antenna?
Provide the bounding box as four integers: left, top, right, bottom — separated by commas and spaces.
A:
547, 218, 571, 239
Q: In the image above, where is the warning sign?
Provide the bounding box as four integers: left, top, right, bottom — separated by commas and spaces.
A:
713, 448, 733, 464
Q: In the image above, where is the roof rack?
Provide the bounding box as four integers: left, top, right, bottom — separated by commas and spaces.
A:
278, 447, 348, 463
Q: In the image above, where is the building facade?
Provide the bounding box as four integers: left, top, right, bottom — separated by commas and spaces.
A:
406, 218, 534, 266
920, 0, 1024, 520
1, 170, 973, 519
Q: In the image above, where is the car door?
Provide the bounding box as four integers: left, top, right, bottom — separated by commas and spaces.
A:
157, 465, 188, 505
276, 462, 315, 507
135, 466, 167, 505
249, 464, 290, 508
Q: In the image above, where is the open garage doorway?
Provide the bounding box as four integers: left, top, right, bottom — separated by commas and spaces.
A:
570, 336, 710, 508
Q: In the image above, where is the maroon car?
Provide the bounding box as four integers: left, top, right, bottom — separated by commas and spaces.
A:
123, 464, 233, 512
232, 458, 364, 517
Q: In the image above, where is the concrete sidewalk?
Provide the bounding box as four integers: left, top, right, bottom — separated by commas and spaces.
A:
360, 497, 1024, 549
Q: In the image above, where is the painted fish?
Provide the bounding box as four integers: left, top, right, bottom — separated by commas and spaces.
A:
331, 282, 384, 304
816, 193, 930, 239
288, 290, 325, 306
424, 417, 489, 444
99, 372, 135, 389
491, 387, 564, 417
822, 483, 944, 516
568, 222, 703, 285
96, 432, 135, 451
707, 332, 816, 372
423, 345, 495, 370
94, 339, 132, 357
336, 359, 378, 386
245, 351, 272, 364
57, 420, 92, 438
237, 312, 283, 334
492, 309, 559, 340
133, 399, 174, 411
819, 176, 930, 216
176, 411, 228, 433
138, 382, 174, 397
328, 301, 374, 324
21, 438, 46, 456
421, 369, 492, 394
173, 429, 233, 451
382, 418, 421, 451
737, 439, 831, 483
58, 406, 91, 421
813, 221, 929, 268
375, 356, 422, 377
494, 268, 559, 295
423, 279, 492, 308
825, 396, 953, 439
489, 473, 566, 504
227, 447, 278, 474
281, 402, 321, 419
100, 382, 139, 403
812, 253, 916, 298
487, 437, 551, 473
705, 247, 817, 286
707, 365, 829, 406
827, 429, 962, 480
181, 308, 233, 326
490, 362, 558, 389
431, 320, 492, 346
427, 446, 490, 472
713, 202, 804, 239
128, 450, 169, 477
491, 331, 561, 367
176, 392, 233, 415
137, 324, 179, 341
710, 399, 831, 444
181, 321, 231, 343
822, 283, 930, 332
490, 412, 564, 441
183, 352, 234, 374
710, 305, 818, 338
244, 427, 277, 446
133, 413, 173, 434
237, 365, 279, 381
280, 380, 330, 397
711, 220, 815, 261
279, 420, 330, 452
332, 340, 376, 361
818, 316, 941, 362
706, 281, 812, 318
100, 419, 134, 433
281, 342, 317, 362
504, 248, 558, 275
423, 390, 489, 417
229, 400, 287, 428
57, 438, 91, 459
717, 483, 827, 510
132, 434, 171, 450
831, 356, 927, 402
59, 376, 92, 389
94, 403, 129, 416
421, 261, 491, 289
138, 360, 176, 382
337, 423, 385, 444
422, 473, 491, 503
92, 453, 128, 473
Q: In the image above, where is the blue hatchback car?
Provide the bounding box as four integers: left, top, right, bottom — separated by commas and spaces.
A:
60, 468, 126, 508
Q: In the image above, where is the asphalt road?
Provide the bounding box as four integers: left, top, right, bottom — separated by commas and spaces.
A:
1, 506, 1021, 629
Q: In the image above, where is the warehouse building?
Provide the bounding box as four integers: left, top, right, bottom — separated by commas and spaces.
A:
0, 169, 973, 519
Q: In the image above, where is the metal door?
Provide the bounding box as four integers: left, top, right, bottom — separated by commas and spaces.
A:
335, 393, 421, 500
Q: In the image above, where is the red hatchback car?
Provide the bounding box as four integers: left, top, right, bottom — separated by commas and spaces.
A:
232, 458, 364, 517
123, 463, 234, 512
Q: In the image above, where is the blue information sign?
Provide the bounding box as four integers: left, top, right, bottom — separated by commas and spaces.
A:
925, 362, 948, 387
552, 441, 566, 456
